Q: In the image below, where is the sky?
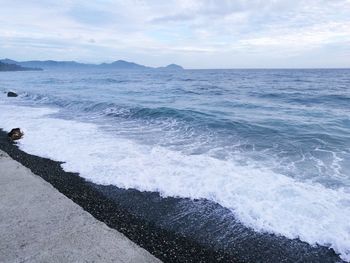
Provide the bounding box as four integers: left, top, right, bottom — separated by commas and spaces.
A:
1, 0, 350, 68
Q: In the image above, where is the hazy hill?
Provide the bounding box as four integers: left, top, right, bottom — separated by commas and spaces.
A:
18, 60, 90, 69
158, 64, 184, 70
0, 59, 184, 71
99, 60, 149, 70
0, 61, 42, 71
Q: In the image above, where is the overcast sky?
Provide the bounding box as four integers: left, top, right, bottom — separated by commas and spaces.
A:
1, 0, 350, 68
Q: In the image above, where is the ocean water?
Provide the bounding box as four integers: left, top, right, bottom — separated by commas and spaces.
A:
0, 69, 349, 261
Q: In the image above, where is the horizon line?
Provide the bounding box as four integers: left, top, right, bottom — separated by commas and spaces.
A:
1, 58, 349, 70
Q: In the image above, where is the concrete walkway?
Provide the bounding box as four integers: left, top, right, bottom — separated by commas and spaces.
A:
0, 150, 161, 263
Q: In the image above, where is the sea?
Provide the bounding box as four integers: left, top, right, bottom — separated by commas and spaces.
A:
0, 68, 349, 262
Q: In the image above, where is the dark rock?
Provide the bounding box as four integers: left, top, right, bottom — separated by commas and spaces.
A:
7, 91, 18, 97
8, 128, 24, 140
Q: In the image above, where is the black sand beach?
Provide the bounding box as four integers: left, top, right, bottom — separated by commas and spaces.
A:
0, 129, 343, 263
0, 149, 160, 263
0, 129, 241, 263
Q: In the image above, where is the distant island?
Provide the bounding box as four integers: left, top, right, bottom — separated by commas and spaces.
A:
0, 61, 42, 72
157, 64, 184, 70
0, 59, 184, 71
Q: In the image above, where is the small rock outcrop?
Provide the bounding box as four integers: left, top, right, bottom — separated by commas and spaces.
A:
8, 128, 24, 140
7, 91, 18, 97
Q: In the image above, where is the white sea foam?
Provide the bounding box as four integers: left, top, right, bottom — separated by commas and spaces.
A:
0, 103, 349, 261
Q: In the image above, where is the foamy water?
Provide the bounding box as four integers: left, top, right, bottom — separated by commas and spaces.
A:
1, 102, 349, 261
1, 69, 350, 261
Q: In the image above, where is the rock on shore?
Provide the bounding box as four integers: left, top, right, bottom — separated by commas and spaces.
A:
7, 91, 18, 97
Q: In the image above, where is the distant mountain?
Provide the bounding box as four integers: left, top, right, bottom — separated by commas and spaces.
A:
1, 59, 18, 64
158, 64, 184, 70
0, 58, 184, 71
0, 61, 42, 72
99, 60, 149, 70
19, 60, 90, 69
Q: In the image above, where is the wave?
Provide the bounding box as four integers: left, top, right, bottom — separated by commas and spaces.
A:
19, 91, 236, 126
9, 91, 350, 187
0, 102, 349, 261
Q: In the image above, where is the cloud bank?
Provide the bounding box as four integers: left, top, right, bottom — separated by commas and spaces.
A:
1, 0, 350, 68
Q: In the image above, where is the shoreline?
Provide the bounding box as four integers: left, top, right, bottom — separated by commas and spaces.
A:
0, 129, 240, 263
0, 129, 343, 262
0, 149, 160, 262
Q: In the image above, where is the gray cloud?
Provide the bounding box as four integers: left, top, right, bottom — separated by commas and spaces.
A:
0, 0, 349, 68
